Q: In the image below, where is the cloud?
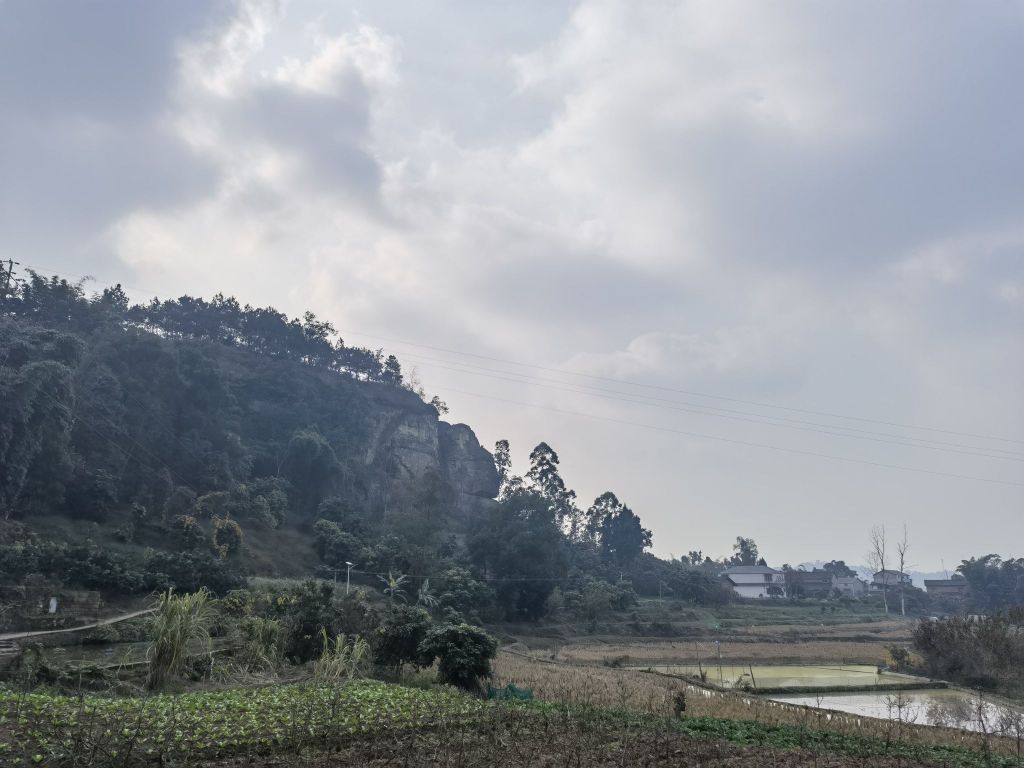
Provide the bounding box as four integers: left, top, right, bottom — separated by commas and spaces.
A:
2, 0, 1022, 565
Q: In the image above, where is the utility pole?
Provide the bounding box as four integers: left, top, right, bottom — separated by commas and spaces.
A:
345, 561, 354, 595
0, 259, 16, 297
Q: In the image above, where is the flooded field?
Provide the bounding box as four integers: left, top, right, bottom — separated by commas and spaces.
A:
648, 663, 916, 690
769, 689, 1024, 734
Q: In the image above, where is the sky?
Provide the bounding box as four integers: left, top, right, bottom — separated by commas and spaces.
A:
2, 0, 1022, 570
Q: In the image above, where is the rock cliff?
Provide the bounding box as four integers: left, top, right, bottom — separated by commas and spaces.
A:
366, 400, 499, 520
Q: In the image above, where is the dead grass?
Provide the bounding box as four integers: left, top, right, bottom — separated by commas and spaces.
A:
554, 639, 895, 665
493, 650, 1023, 759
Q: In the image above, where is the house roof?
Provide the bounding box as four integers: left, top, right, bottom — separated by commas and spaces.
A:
722, 565, 779, 575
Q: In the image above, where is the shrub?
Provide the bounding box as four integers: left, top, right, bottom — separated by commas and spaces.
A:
281, 579, 337, 663
238, 615, 281, 669
417, 623, 497, 694
142, 551, 244, 595
313, 629, 372, 682
212, 517, 243, 558
146, 589, 216, 690
374, 605, 432, 670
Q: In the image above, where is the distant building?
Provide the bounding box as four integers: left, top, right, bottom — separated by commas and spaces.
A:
872, 570, 913, 589
924, 575, 970, 606
785, 568, 834, 599
721, 565, 786, 599
833, 575, 867, 598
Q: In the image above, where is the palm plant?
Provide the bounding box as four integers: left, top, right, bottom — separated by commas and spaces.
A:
416, 578, 439, 610
146, 588, 216, 690
379, 570, 409, 603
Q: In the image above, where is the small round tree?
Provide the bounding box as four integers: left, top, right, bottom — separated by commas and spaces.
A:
417, 623, 497, 694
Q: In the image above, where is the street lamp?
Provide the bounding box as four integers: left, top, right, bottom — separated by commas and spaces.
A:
345, 561, 354, 595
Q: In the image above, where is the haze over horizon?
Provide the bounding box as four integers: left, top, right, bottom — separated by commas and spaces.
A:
3, 0, 1022, 569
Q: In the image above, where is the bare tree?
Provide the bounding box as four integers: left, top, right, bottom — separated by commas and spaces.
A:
896, 524, 912, 617
868, 525, 889, 614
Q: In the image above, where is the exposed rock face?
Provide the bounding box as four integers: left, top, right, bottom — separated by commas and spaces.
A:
368, 402, 498, 519
438, 422, 500, 518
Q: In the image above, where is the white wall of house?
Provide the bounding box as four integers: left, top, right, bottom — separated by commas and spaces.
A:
733, 583, 774, 599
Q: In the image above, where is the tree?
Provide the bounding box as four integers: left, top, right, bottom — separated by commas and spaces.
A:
313, 519, 363, 568
379, 570, 410, 603
467, 490, 566, 621
896, 524, 911, 617
281, 580, 338, 663
374, 604, 432, 669
280, 428, 338, 513
868, 525, 889, 614
417, 623, 498, 694
822, 560, 857, 578
381, 355, 403, 385
527, 442, 580, 538
731, 537, 759, 566
587, 492, 652, 566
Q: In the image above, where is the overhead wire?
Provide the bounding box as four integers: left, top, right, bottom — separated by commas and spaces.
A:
397, 351, 1024, 463
344, 330, 1024, 447
434, 385, 1024, 488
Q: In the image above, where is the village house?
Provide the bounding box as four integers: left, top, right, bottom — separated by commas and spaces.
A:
924, 575, 970, 607
871, 570, 913, 590
720, 565, 786, 599
833, 575, 867, 598
784, 568, 834, 599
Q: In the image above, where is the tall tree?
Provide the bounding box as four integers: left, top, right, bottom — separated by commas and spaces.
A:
526, 442, 580, 538
868, 525, 889, 614
731, 537, 759, 566
896, 524, 911, 617
593, 494, 652, 567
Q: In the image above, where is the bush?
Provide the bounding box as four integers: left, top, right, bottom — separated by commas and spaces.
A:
281, 579, 338, 663
211, 517, 243, 558
146, 589, 216, 690
417, 623, 497, 694
142, 551, 243, 595
374, 605, 432, 670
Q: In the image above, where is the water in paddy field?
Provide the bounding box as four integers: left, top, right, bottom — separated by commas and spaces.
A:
653, 664, 911, 689
768, 689, 1024, 734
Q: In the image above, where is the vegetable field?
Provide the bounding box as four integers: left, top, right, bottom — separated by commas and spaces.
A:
0, 681, 480, 766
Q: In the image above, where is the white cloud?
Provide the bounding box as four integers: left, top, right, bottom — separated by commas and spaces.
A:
3, 0, 1023, 565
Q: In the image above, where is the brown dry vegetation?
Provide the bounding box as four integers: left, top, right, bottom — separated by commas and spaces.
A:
552, 639, 895, 665
492, 650, 1023, 760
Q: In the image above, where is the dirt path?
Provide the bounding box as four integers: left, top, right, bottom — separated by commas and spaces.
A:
0, 608, 154, 642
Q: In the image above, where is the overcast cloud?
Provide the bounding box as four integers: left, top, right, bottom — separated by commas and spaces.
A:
2, 0, 1022, 568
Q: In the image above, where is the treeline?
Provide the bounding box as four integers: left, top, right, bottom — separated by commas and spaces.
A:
313, 439, 732, 624
8, 271, 402, 382
957, 555, 1024, 612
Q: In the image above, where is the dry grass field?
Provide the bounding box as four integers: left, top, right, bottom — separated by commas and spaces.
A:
492, 650, 1023, 760
550, 639, 896, 666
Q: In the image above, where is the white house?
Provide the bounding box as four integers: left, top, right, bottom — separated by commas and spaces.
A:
720, 565, 785, 599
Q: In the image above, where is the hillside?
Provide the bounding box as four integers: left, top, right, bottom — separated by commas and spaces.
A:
1, 273, 729, 630
0, 275, 499, 597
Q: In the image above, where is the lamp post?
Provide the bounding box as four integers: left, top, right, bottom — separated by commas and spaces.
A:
345, 561, 354, 595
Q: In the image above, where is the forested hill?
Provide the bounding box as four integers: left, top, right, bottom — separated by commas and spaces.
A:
0, 272, 729, 622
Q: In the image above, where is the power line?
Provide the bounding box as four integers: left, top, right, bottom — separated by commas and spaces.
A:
346, 330, 1024, 448
399, 352, 1024, 464
436, 385, 1024, 489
